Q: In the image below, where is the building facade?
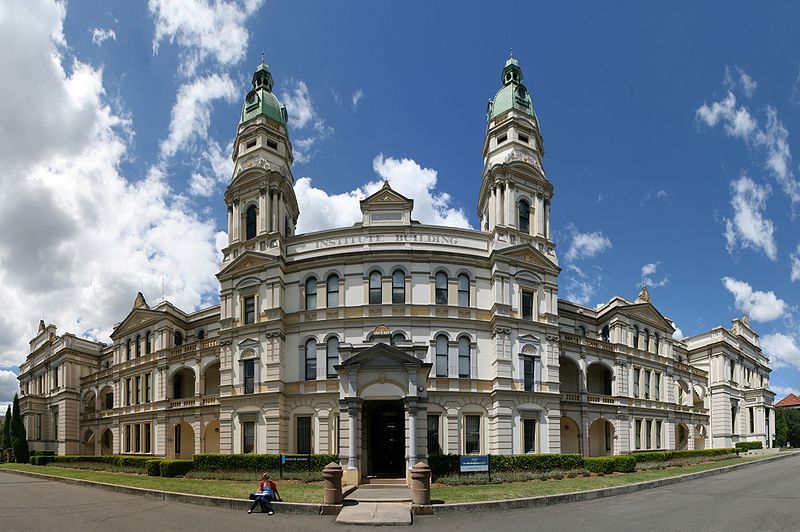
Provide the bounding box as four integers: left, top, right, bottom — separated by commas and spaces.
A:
17, 57, 775, 483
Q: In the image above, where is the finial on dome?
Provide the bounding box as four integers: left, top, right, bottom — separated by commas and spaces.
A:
261, 49, 265, 65
636, 285, 651, 303
509, 46, 513, 59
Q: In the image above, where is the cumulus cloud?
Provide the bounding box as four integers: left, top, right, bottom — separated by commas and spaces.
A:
724, 66, 757, 98
0, 0, 221, 367
280, 79, 333, 164
723, 175, 777, 261
697, 87, 800, 207
0, 369, 19, 407
762, 333, 800, 370
91, 27, 116, 46
640, 262, 669, 288
721, 277, 786, 322
148, 0, 263, 75
772, 384, 800, 398
564, 229, 612, 262
294, 154, 470, 233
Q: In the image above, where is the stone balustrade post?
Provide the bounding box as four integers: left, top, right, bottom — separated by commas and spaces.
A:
322, 462, 343, 505
409, 462, 431, 505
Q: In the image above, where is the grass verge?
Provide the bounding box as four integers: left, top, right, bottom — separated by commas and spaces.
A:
0, 463, 323, 503
431, 455, 773, 503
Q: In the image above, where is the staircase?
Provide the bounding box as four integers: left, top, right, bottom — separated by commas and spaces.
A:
336, 479, 412, 526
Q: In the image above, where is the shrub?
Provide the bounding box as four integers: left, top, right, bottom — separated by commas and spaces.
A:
160, 459, 193, 478
629, 448, 735, 463
490, 453, 585, 473
584, 457, 615, 474
192, 453, 337, 474
146, 459, 162, 476
734, 441, 763, 452
49, 455, 152, 471
29, 454, 55, 466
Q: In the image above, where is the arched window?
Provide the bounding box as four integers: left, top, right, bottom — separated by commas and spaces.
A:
633, 325, 639, 350
392, 270, 405, 304
326, 274, 339, 307
518, 199, 530, 234
457, 274, 470, 307
135, 334, 141, 357
601, 325, 610, 342
174, 331, 183, 347
435, 272, 448, 305
391, 332, 405, 346
326, 337, 339, 379
197, 329, 205, 341
126, 339, 131, 360
305, 277, 317, 310
245, 205, 257, 240
654, 332, 660, 354
458, 337, 471, 378
369, 271, 382, 305
305, 340, 317, 380
435, 335, 448, 377
577, 325, 586, 337
644, 329, 650, 352
145, 331, 152, 354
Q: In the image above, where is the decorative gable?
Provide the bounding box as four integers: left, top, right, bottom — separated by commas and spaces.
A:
111, 308, 163, 339
340, 342, 427, 369
620, 303, 675, 332
493, 243, 560, 275
217, 250, 275, 280
360, 181, 414, 227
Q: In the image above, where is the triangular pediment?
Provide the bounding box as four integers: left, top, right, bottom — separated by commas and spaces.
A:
111, 308, 163, 339
341, 342, 426, 369
217, 251, 275, 280
360, 182, 413, 209
492, 243, 560, 274
619, 303, 675, 333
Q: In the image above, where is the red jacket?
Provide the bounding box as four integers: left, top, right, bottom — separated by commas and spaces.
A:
259, 480, 280, 499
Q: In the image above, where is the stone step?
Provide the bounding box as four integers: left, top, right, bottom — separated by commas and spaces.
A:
360, 477, 408, 485
336, 502, 412, 526
347, 486, 412, 503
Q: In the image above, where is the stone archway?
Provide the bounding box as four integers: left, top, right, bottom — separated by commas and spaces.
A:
676, 423, 689, 450
81, 429, 95, 455
560, 416, 580, 453
203, 420, 220, 453
588, 418, 614, 456
100, 428, 113, 455
694, 425, 707, 450
173, 422, 195, 459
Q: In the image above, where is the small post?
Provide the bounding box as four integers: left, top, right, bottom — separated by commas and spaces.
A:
322, 462, 343, 505
410, 462, 431, 505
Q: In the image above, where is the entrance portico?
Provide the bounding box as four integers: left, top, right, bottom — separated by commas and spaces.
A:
336, 337, 432, 486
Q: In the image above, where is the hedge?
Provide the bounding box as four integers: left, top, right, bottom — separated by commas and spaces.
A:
193, 453, 338, 473
428, 454, 585, 478
630, 448, 736, 463
49, 455, 152, 471
30, 455, 54, 466
146, 459, 162, 476
159, 459, 193, 477
584, 456, 636, 474
30, 450, 56, 457
735, 441, 763, 451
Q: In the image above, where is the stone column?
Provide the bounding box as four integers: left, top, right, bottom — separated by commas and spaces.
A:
232, 199, 240, 242
258, 188, 267, 234
340, 397, 362, 485
271, 188, 278, 233
494, 185, 502, 226
278, 190, 285, 235
506, 183, 516, 228
405, 397, 419, 469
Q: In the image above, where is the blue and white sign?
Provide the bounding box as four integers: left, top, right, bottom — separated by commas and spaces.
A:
459, 455, 489, 472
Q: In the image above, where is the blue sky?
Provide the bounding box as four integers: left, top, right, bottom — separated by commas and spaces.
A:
0, 1, 798, 406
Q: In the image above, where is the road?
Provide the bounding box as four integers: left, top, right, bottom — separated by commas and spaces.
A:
0, 455, 797, 532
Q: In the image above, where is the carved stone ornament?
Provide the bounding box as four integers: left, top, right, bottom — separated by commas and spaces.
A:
237, 156, 272, 175
505, 149, 541, 169
637, 285, 651, 303
742, 314, 750, 327
373, 324, 391, 336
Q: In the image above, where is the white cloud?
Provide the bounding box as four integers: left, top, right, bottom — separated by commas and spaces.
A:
791, 244, 800, 282
640, 261, 669, 288
279, 79, 333, 164
563, 264, 603, 306
0, 0, 221, 367
351, 89, 364, 109
723, 175, 777, 261
722, 277, 786, 322
640, 188, 670, 206
697, 89, 800, 207
189, 172, 215, 197
0, 370, 19, 406
565, 229, 612, 262
724, 66, 757, 98
159, 73, 236, 160
772, 383, 800, 398
91, 27, 116, 46
294, 154, 470, 233
762, 333, 800, 370
672, 326, 684, 340
148, 0, 263, 75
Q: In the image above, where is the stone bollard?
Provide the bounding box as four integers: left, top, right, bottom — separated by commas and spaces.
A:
409, 461, 431, 505
322, 462, 343, 505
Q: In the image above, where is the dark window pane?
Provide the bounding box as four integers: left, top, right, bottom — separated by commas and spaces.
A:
392, 270, 405, 304
522, 292, 533, 320
243, 421, 254, 453
458, 274, 470, 307
326, 338, 339, 378
458, 337, 470, 378
523, 419, 536, 453
435, 272, 448, 305
435, 335, 448, 377
244, 297, 255, 324
519, 200, 530, 233
369, 271, 382, 304
244, 359, 255, 394
524, 357, 535, 392
305, 278, 317, 310
305, 341, 317, 380
427, 415, 441, 455
297, 417, 312, 454
465, 415, 480, 454
246, 205, 257, 240
327, 275, 339, 307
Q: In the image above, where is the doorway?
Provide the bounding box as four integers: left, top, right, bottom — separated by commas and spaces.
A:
363, 400, 405, 478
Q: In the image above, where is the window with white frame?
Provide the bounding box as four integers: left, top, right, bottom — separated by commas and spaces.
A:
435, 272, 448, 305
326, 337, 339, 379
305, 340, 317, 380
326, 274, 339, 307
464, 415, 481, 454
523, 418, 536, 453
369, 271, 382, 304
435, 335, 448, 377
457, 274, 470, 307
305, 277, 317, 310
392, 270, 405, 304
458, 337, 470, 378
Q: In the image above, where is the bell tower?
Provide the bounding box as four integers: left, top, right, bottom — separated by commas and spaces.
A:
222, 58, 299, 260
478, 55, 556, 260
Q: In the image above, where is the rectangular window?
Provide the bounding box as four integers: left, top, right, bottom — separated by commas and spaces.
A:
36, 414, 42, 440
144, 423, 151, 453
135, 424, 141, 453
730, 361, 735, 382
266, 138, 278, 150
436, 349, 448, 378
497, 133, 507, 144
305, 344, 317, 381
654, 372, 661, 401
246, 139, 256, 149
518, 132, 529, 144
731, 406, 737, 434
244, 359, 255, 394
52, 413, 58, 440
105, 392, 113, 410
126, 378, 132, 406
53, 368, 58, 389
646, 420, 652, 450
145, 374, 151, 403
635, 419, 642, 450
244, 296, 255, 325
242, 421, 254, 453
458, 346, 470, 378
135, 376, 142, 404
464, 415, 481, 454
174, 424, 182, 454
522, 291, 533, 320
523, 419, 536, 453
655, 420, 662, 449
523, 357, 535, 392
427, 415, 441, 456
644, 370, 651, 399
633, 368, 640, 398
297, 416, 312, 454
749, 407, 755, 433
125, 425, 131, 453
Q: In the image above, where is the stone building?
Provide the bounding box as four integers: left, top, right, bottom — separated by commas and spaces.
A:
17, 57, 774, 483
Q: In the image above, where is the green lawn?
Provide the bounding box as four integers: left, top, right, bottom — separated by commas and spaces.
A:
431, 455, 773, 503
0, 463, 323, 503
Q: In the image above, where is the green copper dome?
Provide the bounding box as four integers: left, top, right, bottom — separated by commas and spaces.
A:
487, 57, 535, 122
240, 61, 288, 126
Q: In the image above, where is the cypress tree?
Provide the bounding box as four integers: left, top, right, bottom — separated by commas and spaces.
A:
776, 407, 789, 447
10, 393, 29, 463
2, 405, 10, 451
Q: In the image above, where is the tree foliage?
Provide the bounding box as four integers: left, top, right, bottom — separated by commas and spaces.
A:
776, 407, 789, 447
2, 406, 11, 451
10, 394, 29, 463
782, 407, 800, 448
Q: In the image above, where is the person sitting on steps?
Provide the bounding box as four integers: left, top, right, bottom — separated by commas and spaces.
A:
248, 472, 281, 515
